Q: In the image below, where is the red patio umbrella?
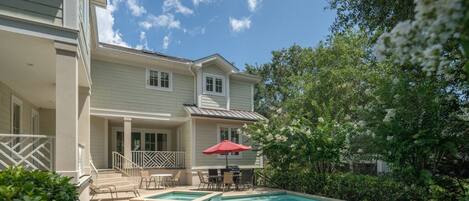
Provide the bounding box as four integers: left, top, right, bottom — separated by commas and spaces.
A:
203, 140, 252, 168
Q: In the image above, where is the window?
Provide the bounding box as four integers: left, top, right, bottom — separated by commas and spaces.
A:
157, 133, 167, 151
204, 73, 225, 96
146, 69, 172, 91
206, 77, 213, 92
11, 96, 22, 134
219, 127, 241, 156
116, 131, 124, 154
215, 78, 223, 93
131, 132, 141, 151
145, 133, 156, 151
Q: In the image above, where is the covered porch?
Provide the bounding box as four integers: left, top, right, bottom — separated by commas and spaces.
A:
0, 29, 91, 181
90, 113, 187, 170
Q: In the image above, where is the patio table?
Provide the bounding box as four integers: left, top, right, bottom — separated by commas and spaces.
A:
150, 173, 173, 189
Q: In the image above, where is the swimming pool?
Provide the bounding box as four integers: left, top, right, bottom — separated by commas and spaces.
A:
221, 192, 336, 201
146, 191, 210, 200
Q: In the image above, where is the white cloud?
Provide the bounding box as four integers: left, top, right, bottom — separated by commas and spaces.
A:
96, 0, 129, 47
126, 0, 146, 16
163, 0, 193, 15
193, 0, 213, 6
136, 31, 150, 50
247, 0, 262, 12
229, 17, 251, 32
185, 26, 206, 36
139, 14, 181, 30
139, 31, 146, 41
163, 35, 170, 50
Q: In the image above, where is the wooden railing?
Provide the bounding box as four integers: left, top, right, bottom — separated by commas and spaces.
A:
132, 151, 185, 169
112, 151, 143, 180
0, 134, 55, 170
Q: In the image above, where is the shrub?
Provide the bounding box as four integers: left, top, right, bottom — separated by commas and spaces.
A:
261, 168, 429, 201
0, 166, 78, 201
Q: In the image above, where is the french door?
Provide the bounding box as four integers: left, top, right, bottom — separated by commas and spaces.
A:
113, 128, 169, 154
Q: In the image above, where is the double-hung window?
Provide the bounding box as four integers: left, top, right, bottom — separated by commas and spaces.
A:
204, 73, 224, 96
219, 127, 241, 156
146, 68, 172, 91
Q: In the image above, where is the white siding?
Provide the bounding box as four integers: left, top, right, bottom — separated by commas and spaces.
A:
230, 79, 252, 111
91, 60, 195, 117
194, 119, 260, 168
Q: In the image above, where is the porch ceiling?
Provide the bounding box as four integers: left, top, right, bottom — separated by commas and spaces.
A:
0, 30, 56, 109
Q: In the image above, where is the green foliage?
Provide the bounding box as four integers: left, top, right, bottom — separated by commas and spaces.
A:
261, 167, 430, 201
328, 0, 415, 37
244, 31, 379, 172
0, 166, 78, 201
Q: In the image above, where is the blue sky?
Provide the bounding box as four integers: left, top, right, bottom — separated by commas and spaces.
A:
96, 0, 336, 70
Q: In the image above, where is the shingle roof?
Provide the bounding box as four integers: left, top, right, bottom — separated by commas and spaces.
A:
184, 104, 266, 121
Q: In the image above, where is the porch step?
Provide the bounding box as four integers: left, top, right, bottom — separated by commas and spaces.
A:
96, 172, 123, 179
94, 169, 140, 189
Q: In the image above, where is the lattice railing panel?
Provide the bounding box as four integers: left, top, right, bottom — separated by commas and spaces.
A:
0, 134, 55, 171
132, 151, 185, 169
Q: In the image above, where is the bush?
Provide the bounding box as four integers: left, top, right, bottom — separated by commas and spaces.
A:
0, 166, 78, 201
260, 168, 429, 201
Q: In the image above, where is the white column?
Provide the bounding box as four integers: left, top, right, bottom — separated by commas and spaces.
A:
123, 117, 132, 160
78, 87, 91, 174
104, 118, 109, 167
54, 42, 79, 181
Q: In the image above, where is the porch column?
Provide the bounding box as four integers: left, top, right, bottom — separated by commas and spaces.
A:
54, 42, 79, 181
123, 117, 132, 160
78, 87, 91, 174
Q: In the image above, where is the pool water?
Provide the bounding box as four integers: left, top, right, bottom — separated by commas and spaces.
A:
221, 194, 320, 201
146, 191, 209, 200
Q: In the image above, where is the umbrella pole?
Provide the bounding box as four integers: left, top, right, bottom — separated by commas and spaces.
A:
225, 154, 228, 169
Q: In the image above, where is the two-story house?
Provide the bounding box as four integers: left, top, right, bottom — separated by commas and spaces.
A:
0, 0, 264, 200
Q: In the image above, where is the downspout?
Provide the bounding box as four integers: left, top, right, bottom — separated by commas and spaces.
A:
188, 63, 197, 106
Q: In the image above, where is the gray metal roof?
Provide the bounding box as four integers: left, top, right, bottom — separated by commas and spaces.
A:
184, 104, 266, 121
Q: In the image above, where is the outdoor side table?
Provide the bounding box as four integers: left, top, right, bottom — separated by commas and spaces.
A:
150, 173, 173, 189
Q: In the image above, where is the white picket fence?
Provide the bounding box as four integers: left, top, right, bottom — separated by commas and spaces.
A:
132, 151, 185, 169
0, 134, 55, 170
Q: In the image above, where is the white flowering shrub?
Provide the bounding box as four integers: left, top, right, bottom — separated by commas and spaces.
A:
374, 0, 466, 80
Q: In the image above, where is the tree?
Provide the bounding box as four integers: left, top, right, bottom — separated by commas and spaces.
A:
328, 0, 415, 37
245, 32, 381, 172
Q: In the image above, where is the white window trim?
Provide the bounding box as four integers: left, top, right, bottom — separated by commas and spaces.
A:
203, 73, 225, 96
216, 124, 242, 159
11, 95, 23, 134
145, 68, 173, 92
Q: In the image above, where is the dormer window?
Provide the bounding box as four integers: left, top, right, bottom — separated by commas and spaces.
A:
146, 68, 172, 91
203, 73, 225, 96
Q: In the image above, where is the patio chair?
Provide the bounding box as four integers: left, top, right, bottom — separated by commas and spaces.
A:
139, 170, 156, 189
239, 169, 254, 190
90, 180, 115, 200
168, 170, 182, 187
113, 185, 141, 198
197, 171, 210, 190
222, 172, 234, 192
208, 169, 220, 190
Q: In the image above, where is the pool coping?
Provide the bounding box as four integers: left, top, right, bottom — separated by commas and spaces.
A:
130, 190, 222, 201
221, 190, 344, 201
131, 189, 343, 201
